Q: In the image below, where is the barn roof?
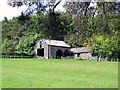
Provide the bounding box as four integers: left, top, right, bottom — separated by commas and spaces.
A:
71, 47, 89, 53
40, 39, 70, 47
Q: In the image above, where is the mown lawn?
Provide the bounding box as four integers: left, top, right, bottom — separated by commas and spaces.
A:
0, 58, 2, 89
2, 58, 118, 88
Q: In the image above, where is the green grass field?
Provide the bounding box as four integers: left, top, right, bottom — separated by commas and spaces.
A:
2, 58, 118, 88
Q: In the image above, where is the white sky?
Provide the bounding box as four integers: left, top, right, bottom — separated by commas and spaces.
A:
0, 0, 66, 21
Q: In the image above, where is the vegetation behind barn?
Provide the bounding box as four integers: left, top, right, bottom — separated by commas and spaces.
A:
1, 1, 120, 61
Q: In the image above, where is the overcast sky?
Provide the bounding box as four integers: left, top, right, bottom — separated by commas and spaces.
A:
0, 0, 66, 21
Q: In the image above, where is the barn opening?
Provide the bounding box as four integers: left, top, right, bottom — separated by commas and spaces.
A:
37, 48, 44, 57
63, 50, 70, 57
56, 49, 63, 59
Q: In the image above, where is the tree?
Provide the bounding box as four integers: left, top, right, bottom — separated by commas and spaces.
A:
15, 34, 40, 56
2, 39, 13, 55
7, 0, 62, 14
44, 12, 69, 40
64, 1, 119, 61
2, 11, 73, 56
2, 13, 46, 56
88, 35, 119, 61
2, 0, 119, 61
64, 1, 91, 45
0, 21, 1, 55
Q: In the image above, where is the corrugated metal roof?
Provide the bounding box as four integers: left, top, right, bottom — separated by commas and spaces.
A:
71, 47, 89, 53
40, 39, 70, 47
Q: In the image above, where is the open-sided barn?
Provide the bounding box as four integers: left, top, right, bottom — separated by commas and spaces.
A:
34, 39, 71, 59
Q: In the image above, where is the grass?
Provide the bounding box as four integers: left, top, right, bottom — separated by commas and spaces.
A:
2, 58, 118, 88
0, 58, 2, 89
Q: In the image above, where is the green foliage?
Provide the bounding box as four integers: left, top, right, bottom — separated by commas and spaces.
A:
16, 34, 40, 56
44, 12, 70, 40
2, 39, 13, 55
64, 2, 119, 60
86, 34, 119, 61
31, 13, 46, 33
0, 22, 2, 55
64, 33, 81, 47
2, 14, 47, 56
2, 1, 119, 61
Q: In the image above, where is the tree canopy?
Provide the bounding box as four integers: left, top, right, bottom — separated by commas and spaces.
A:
2, 1, 120, 61
7, 0, 62, 14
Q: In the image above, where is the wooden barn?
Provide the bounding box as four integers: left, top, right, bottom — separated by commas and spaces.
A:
34, 39, 71, 59
71, 47, 92, 60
